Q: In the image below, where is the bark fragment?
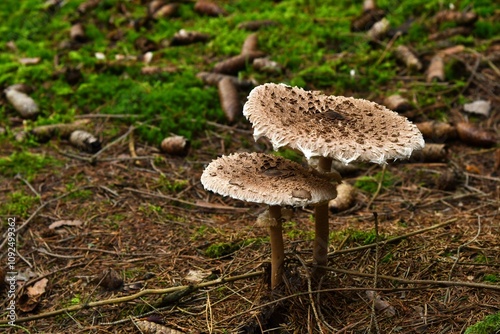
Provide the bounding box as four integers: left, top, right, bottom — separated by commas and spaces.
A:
426, 55, 445, 82
213, 51, 265, 75
160, 135, 190, 156
394, 45, 422, 71
218, 77, 242, 123
69, 130, 102, 153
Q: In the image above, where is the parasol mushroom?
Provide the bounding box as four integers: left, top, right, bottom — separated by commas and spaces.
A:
243, 83, 424, 278
201, 152, 337, 289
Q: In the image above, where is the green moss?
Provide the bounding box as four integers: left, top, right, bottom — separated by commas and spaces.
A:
465, 312, 500, 334
0, 191, 40, 219
483, 274, 499, 283
0, 151, 60, 181
205, 242, 239, 258
354, 171, 397, 194
273, 149, 304, 164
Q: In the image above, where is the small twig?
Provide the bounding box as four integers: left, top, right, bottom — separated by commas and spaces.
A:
316, 266, 500, 291
37, 247, 85, 259
91, 125, 135, 163
369, 212, 380, 334
14, 173, 41, 198
367, 165, 386, 210
0, 271, 264, 325
295, 253, 324, 334
374, 31, 401, 66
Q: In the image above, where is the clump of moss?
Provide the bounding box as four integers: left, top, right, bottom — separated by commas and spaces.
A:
465, 311, 500, 334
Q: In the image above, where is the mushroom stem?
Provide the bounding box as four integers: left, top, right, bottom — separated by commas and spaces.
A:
268, 205, 284, 289
313, 157, 333, 280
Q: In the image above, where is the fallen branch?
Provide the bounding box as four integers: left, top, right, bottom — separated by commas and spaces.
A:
316, 266, 500, 291
0, 271, 264, 325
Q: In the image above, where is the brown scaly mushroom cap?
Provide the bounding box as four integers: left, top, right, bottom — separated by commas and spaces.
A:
243, 83, 425, 164
201, 152, 337, 207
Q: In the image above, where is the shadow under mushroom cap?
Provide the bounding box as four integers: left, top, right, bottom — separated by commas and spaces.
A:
201, 152, 337, 207
243, 83, 425, 164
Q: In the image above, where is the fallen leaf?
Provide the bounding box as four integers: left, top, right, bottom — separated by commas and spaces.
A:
19, 278, 49, 312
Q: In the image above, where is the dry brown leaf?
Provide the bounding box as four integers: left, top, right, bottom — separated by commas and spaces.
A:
366, 290, 396, 317
19, 278, 49, 312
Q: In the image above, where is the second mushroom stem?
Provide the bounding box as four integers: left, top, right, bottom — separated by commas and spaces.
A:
268, 205, 284, 289
313, 157, 333, 280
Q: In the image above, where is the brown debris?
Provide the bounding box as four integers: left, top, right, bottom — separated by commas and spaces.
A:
429, 26, 472, 41
409, 143, 448, 162
367, 18, 390, 41
218, 77, 242, 123
363, 0, 377, 12
152, 3, 179, 19
160, 135, 190, 156
196, 71, 255, 88
148, 0, 166, 16
494, 149, 500, 172
416, 121, 457, 142
135, 320, 185, 334
4, 86, 40, 119
383, 94, 411, 113
171, 29, 210, 46
434, 10, 478, 26
77, 0, 100, 14
351, 9, 385, 32
30, 119, 91, 142
194, 0, 227, 17
213, 51, 266, 75
241, 33, 259, 55
365, 290, 396, 316
252, 57, 283, 74
141, 65, 178, 75
135, 36, 159, 53
237, 19, 278, 31
427, 55, 445, 82
329, 182, 356, 213
394, 45, 422, 71
96, 268, 123, 291
18, 278, 49, 312
70, 23, 86, 42
18, 57, 41, 65
69, 130, 102, 153
456, 122, 498, 147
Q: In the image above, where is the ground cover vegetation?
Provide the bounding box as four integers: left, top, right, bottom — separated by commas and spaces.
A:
0, 0, 499, 332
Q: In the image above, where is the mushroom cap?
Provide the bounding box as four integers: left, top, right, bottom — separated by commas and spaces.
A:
243, 83, 425, 164
201, 152, 337, 207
